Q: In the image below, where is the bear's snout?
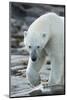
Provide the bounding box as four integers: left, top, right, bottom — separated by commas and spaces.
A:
31, 50, 37, 62
31, 55, 37, 62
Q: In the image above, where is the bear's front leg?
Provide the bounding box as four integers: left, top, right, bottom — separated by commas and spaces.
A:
48, 59, 64, 86
26, 57, 41, 87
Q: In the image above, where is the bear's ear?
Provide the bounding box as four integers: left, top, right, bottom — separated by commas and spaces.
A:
42, 33, 46, 37
24, 31, 27, 37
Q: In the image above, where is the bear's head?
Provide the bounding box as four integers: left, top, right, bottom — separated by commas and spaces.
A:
24, 31, 50, 62
24, 15, 50, 62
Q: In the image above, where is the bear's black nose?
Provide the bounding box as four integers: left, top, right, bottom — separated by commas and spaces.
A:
31, 56, 37, 62
31, 49, 37, 62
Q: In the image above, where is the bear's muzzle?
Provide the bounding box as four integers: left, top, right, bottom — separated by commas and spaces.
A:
31, 50, 37, 62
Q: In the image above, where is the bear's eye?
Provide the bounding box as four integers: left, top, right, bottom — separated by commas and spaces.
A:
37, 46, 40, 48
29, 45, 32, 48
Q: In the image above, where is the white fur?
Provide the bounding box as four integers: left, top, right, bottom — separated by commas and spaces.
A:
24, 13, 64, 86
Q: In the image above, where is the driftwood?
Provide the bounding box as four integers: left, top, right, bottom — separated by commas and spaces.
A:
29, 85, 65, 96
11, 84, 64, 97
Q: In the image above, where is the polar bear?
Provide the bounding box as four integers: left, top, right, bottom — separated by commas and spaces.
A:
24, 13, 64, 87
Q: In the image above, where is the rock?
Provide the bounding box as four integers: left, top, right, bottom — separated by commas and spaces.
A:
11, 48, 18, 54
10, 2, 26, 19
11, 55, 28, 67
26, 7, 45, 17
17, 48, 29, 55
21, 23, 28, 31
11, 65, 26, 71
29, 89, 42, 96
11, 65, 26, 76
11, 38, 19, 48
18, 69, 26, 77
25, 16, 36, 25
10, 76, 32, 97
10, 18, 23, 34
19, 42, 25, 47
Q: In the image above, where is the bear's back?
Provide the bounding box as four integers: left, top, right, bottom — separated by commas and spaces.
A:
28, 13, 64, 36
